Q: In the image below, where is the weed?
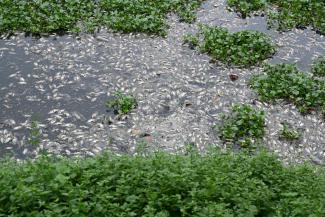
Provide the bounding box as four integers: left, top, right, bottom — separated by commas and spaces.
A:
183, 34, 200, 48
27, 121, 41, 146
227, 0, 325, 34
0, 150, 324, 216
227, 0, 267, 18
0, 0, 96, 34
215, 104, 265, 148
279, 122, 301, 141
106, 92, 137, 115
312, 56, 325, 77
250, 64, 325, 116
0, 0, 205, 36
185, 25, 276, 67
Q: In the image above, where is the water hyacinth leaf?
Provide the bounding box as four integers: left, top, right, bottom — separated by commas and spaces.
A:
184, 25, 276, 67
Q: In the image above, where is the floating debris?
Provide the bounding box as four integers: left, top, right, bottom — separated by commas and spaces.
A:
0, 0, 324, 164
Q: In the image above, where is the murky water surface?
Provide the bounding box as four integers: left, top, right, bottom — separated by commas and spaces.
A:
0, 0, 324, 163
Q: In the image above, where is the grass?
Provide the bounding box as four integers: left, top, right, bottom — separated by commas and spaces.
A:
0, 150, 324, 216
184, 25, 276, 67
215, 104, 265, 148
250, 63, 325, 116
106, 92, 137, 115
227, 0, 325, 34
0, 0, 205, 36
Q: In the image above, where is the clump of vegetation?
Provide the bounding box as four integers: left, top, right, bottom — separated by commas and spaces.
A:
100, 0, 205, 35
312, 56, 325, 77
183, 34, 200, 48
0, 0, 96, 34
227, 0, 325, 34
250, 64, 325, 116
28, 121, 41, 146
106, 92, 137, 115
185, 25, 276, 67
0, 0, 205, 36
215, 104, 265, 147
227, 0, 267, 18
0, 150, 324, 216
279, 122, 301, 141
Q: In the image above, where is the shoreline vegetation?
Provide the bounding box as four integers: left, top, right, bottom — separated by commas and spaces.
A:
0, 149, 324, 216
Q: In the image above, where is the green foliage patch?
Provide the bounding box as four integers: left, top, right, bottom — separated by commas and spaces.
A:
312, 56, 325, 77
0, 0, 96, 34
227, 0, 325, 34
215, 104, 265, 148
184, 25, 276, 67
279, 122, 301, 141
227, 0, 267, 18
0, 0, 205, 35
0, 150, 324, 216
28, 121, 41, 146
250, 64, 325, 116
106, 92, 137, 115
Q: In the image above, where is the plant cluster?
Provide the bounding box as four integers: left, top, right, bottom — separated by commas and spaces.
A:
227, 0, 267, 18
0, 150, 324, 216
0, 0, 96, 34
185, 25, 276, 67
279, 122, 301, 141
0, 0, 205, 36
28, 121, 41, 146
250, 64, 325, 116
106, 92, 137, 115
312, 56, 325, 77
216, 104, 265, 148
227, 0, 325, 34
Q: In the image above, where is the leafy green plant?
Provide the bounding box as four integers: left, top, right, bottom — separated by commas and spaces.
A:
185, 25, 276, 67
0, 0, 96, 34
183, 34, 200, 48
312, 56, 325, 77
250, 64, 325, 116
227, 0, 267, 18
0, 150, 324, 216
106, 92, 137, 115
279, 122, 301, 141
227, 0, 325, 34
0, 0, 206, 36
215, 104, 265, 147
27, 121, 41, 146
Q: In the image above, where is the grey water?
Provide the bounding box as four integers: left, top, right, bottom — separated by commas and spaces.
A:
0, 0, 324, 162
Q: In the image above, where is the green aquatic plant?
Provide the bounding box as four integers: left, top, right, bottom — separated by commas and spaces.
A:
185, 25, 276, 67
183, 34, 200, 48
1, 150, 324, 216
0, 0, 96, 34
215, 104, 265, 148
312, 56, 325, 77
106, 92, 137, 115
279, 122, 301, 141
227, 0, 267, 18
227, 0, 325, 34
0, 0, 206, 36
28, 121, 41, 146
250, 64, 325, 115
